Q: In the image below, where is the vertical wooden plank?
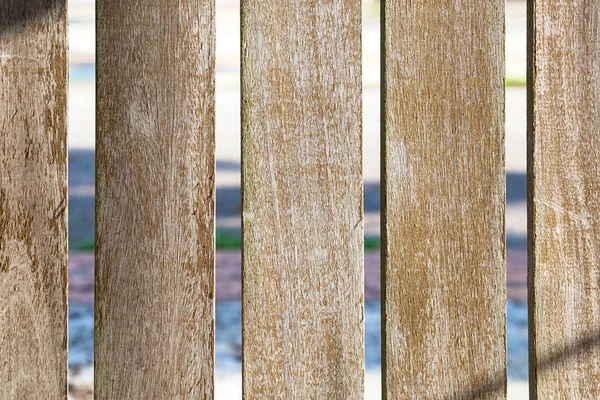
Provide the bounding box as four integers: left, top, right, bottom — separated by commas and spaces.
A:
95, 0, 215, 398
382, 1, 506, 398
528, 1, 600, 397
241, 0, 363, 397
0, 1, 68, 398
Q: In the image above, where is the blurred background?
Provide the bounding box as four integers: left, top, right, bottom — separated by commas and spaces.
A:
67, 0, 528, 398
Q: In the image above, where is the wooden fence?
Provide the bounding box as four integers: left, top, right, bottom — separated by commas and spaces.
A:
1, 0, 599, 398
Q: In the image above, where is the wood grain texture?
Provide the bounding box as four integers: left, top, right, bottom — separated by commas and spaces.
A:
241, 0, 364, 397
0, 1, 68, 398
95, 0, 215, 398
528, 1, 600, 397
382, 1, 506, 398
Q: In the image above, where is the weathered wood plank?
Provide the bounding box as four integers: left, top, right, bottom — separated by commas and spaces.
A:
95, 0, 215, 398
528, 1, 600, 397
0, 1, 68, 398
241, 0, 364, 397
382, 1, 506, 398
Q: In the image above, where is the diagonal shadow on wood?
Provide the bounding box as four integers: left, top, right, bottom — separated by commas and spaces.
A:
439, 328, 600, 399
0, 0, 63, 37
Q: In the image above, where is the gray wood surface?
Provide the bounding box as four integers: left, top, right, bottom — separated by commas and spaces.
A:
241, 0, 364, 397
382, 1, 506, 398
0, 1, 68, 398
95, 0, 215, 398
528, 1, 600, 397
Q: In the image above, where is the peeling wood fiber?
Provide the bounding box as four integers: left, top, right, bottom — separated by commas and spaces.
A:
0, 0, 68, 398
382, 1, 506, 398
241, 0, 364, 397
528, 1, 600, 397
95, 0, 216, 398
